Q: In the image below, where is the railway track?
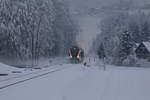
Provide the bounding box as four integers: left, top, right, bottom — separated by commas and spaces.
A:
0, 65, 51, 83
0, 64, 71, 90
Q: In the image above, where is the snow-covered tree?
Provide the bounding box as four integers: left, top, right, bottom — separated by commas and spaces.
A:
93, 11, 150, 65
140, 21, 150, 42
97, 43, 105, 59
115, 30, 134, 64
0, 0, 79, 63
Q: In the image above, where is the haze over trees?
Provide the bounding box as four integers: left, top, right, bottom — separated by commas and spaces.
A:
94, 7, 150, 66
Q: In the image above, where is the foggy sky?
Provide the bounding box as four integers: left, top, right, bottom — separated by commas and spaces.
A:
66, 0, 150, 10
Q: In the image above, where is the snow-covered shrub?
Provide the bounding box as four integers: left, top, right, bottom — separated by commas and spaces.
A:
122, 54, 137, 66
135, 59, 150, 68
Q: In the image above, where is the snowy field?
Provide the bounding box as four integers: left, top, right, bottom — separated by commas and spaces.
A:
0, 58, 150, 100
0, 57, 67, 81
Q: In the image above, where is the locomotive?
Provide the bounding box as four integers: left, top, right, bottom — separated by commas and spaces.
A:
68, 46, 84, 63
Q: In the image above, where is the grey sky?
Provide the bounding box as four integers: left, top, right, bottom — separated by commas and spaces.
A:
66, 0, 150, 10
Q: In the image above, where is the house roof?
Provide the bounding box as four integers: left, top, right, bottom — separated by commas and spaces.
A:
143, 42, 150, 51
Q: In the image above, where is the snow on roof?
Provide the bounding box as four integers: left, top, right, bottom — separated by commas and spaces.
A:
143, 42, 150, 51
133, 43, 140, 51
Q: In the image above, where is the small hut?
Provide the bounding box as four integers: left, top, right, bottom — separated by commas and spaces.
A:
135, 42, 150, 59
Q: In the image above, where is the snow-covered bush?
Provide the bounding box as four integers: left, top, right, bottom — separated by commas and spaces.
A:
135, 59, 150, 68
122, 54, 137, 66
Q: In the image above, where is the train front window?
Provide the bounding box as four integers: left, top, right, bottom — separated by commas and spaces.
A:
70, 48, 79, 57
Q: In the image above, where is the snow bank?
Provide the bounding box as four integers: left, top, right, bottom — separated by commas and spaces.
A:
0, 63, 22, 74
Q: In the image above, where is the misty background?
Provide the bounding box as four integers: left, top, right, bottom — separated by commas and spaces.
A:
65, 0, 150, 54
66, 0, 150, 10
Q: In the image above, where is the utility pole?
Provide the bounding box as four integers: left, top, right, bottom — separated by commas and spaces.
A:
103, 57, 106, 71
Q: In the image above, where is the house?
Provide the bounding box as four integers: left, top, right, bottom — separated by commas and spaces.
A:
135, 42, 150, 59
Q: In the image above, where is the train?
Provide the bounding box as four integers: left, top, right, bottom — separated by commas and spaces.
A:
68, 46, 84, 63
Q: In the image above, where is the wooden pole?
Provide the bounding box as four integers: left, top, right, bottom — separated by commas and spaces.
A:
103, 57, 106, 71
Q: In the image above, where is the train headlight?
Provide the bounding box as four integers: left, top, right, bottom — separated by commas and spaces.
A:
70, 55, 72, 58
77, 55, 80, 59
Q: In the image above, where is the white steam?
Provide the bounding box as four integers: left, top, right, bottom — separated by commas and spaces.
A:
76, 15, 101, 54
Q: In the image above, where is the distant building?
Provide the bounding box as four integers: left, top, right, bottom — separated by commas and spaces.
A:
135, 42, 150, 59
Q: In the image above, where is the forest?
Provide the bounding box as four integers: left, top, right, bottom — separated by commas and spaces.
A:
94, 11, 150, 66
0, 0, 79, 65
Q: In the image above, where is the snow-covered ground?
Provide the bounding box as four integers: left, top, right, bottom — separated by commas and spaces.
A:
0, 62, 24, 80
0, 58, 150, 100
0, 62, 25, 73
0, 57, 68, 86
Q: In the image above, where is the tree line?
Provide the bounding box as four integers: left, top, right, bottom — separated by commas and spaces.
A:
94, 11, 150, 65
0, 0, 78, 62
